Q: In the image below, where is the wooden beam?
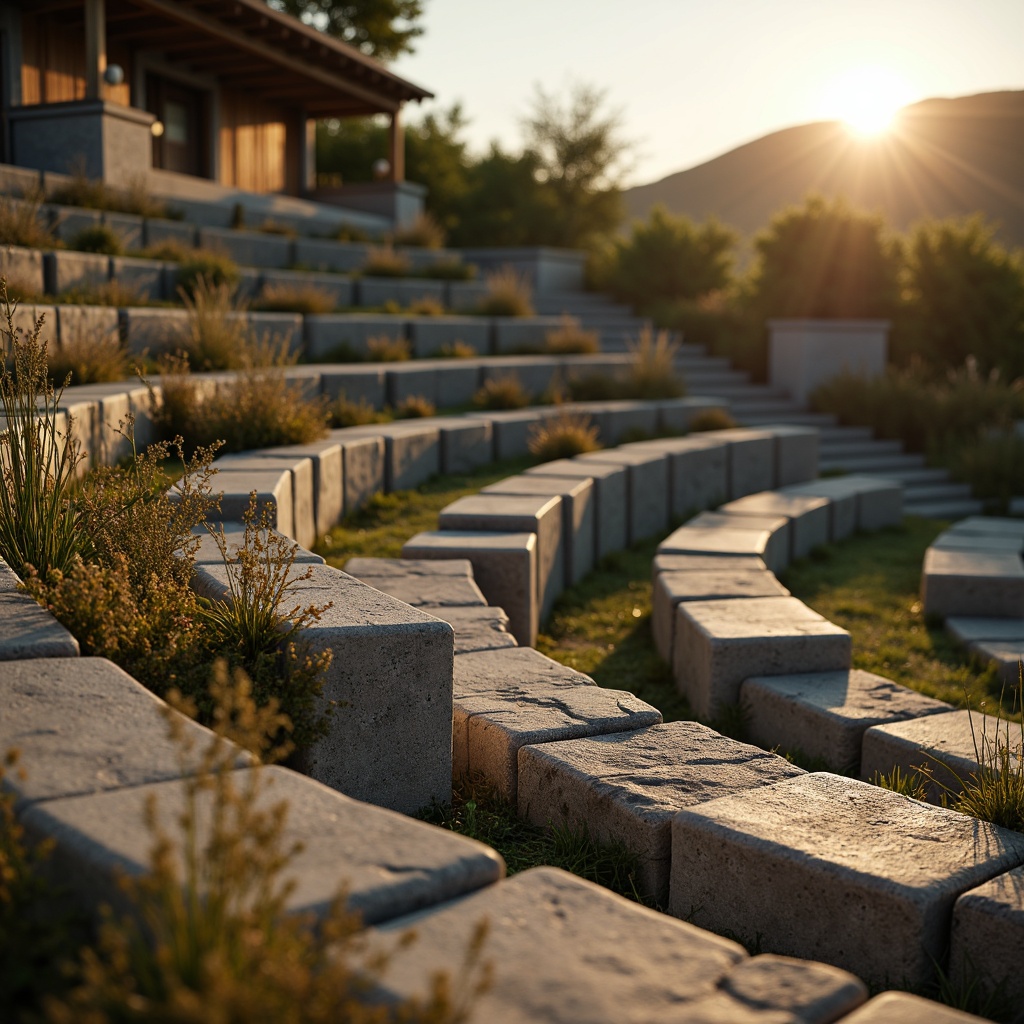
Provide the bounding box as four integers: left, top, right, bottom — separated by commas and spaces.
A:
122, 0, 399, 111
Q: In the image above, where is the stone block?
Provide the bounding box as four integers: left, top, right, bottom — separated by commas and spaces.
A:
0, 244, 44, 295
353, 573, 487, 608
625, 435, 730, 518
371, 867, 749, 1024
122, 306, 189, 354
378, 423, 441, 491
198, 226, 292, 269
525, 458, 629, 560
757, 425, 820, 486
483, 474, 595, 586
293, 238, 371, 273
45, 249, 109, 295
103, 212, 143, 249
433, 605, 518, 654
445, 279, 491, 312
860, 709, 1018, 802
669, 772, 1024, 989
575, 400, 658, 446
402, 531, 538, 646
652, 552, 768, 577
719, 492, 830, 560
440, 493, 563, 623
110, 255, 168, 301
652, 569, 790, 664
950, 866, 1024, 1010
969, 638, 1024, 684
479, 356, 561, 398
358, 276, 447, 308
780, 481, 856, 542
408, 316, 491, 357
493, 316, 569, 353
52, 204, 101, 243
385, 363, 439, 406
345, 557, 473, 578
0, 557, 79, 660
257, 440, 343, 539
711, 428, 776, 498
431, 360, 485, 407
22, 764, 503, 927
190, 523, 323, 567
258, 267, 353, 307
931, 530, 1024, 553
66, 384, 134, 464
336, 434, 385, 513
660, 512, 790, 575
276, 565, 454, 813
207, 465, 294, 539
215, 453, 316, 549
248, 311, 303, 354
654, 397, 732, 435
453, 646, 594, 698
320, 365, 386, 407
673, 597, 852, 719
945, 615, 1024, 647
0, 657, 235, 810
741, 670, 953, 774
576, 448, 670, 543
921, 548, 1024, 619
143, 217, 196, 249
518, 722, 803, 903
784, 475, 902, 533
946, 516, 1024, 539
839, 992, 988, 1023
433, 417, 494, 474
303, 313, 406, 361
462, 408, 537, 460
455, 685, 661, 801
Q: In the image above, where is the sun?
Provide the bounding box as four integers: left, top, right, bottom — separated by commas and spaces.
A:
822, 66, 914, 137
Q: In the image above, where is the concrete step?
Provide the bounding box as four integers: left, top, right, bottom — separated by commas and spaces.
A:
905, 498, 985, 519
901, 482, 973, 502
725, 400, 810, 416
817, 426, 875, 443
819, 440, 906, 459
867, 467, 951, 486
736, 412, 839, 428
684, 380, 774, 396
818, 453, 927, 474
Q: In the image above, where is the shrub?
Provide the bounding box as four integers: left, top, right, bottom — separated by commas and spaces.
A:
57, 280, 144, 308
626, 326, 685, 399
178, 276, 251, 370
421, 258, 476, 281
176, 250, 241, 297
476, 267, 534, 317
434, 341, 477, 359
48, 318, 130, 387
688, 408, 738, 432
946, 432, 1024, 513
366, 335, 411, 362
330, 393, 389, 427
0, 283, 87, 578
258, 218, 297, 238
544, 318, 599, 355
68, 223, 122, 255
407, 296, 446, 316
564, 371, 619, 401
394, 394, 437, 418
362, 247, 412, 278
333, 223, 371, 243
255, 282, 337, 315
48, 166, 108, 211
528, 410, 601, 462
0, 192, 56, 250
473, 375, 531, 410
391, 212, 445, 249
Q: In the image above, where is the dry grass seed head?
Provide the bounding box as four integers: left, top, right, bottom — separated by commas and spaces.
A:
473, 375, 530, 410
626, 326, 685, 399
366, 335, 411, 362
544, 318, 599, 355
477, 267, 534, 317
528, 410, 601, 461
255, 283, 337, 316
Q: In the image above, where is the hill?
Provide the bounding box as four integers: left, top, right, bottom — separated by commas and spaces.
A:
623, 91, 1024, 247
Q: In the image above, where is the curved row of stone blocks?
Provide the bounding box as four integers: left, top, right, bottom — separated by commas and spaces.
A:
0, 389, 998, 1020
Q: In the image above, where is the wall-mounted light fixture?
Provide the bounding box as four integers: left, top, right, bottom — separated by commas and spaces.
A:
103, 64, 125, 86
151, 120, 165, 138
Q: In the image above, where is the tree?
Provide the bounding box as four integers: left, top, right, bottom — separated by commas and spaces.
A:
267, 0, 423, 61
897, 215, 1024, 375
745, 195, 901, 322
520, 82, 630, 248
605, 206, 737, 309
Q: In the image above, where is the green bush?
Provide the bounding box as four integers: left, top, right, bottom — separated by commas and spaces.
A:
69, 223, 122, 255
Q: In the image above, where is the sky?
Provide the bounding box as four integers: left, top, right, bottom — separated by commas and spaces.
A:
390, 0, 1024, 187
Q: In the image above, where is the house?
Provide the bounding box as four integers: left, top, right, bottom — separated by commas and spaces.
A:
0, 0, 433, 225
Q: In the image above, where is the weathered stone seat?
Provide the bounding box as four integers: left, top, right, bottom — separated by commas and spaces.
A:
719, 491, 830, 560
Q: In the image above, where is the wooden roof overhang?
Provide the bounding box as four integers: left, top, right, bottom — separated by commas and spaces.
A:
28, 0, 434, 116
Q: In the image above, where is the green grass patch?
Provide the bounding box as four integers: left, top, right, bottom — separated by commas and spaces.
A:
780, 517, 1001, 708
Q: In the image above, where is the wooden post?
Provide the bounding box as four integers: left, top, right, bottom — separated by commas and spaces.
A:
388, 107, 404, 183
303, 116, 317, 192
84, 0, 107, 100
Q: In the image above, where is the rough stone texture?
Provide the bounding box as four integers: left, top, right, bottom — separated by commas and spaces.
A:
660, 512, 790, 575
576, 400, 658, 446
931, 530, 1024, 553
780, 481, 857, 542
493, 317, 570, 354
921, 548, 1024, 619
454, 646, 594, 698
371, 867, 748, 1024
950, 866, 1024, 1010
970, 638, 1024, 684
674, 597, 852, 720
517, 722, 803, 903
45, 249, 109, 294
440, 493, 563, 624
408, 316, 491, 357
947, 516, 1024, 538
625, 436, 730, 518
431, 605, 518, 654
669, 772, 1024, 990
576, 448, 670, 543
23, 765, 503, 926
261, 565, 455, 814
719, 492, 831, 560
369, 423, 441, 492
652, 552, 768, 577
652, 569, 790, 664
259, 268, 353, 307
463, 409, 540, 461
345, 557, 473, 578
304, 313, 406, 361
479, 358, 559, 399
0, 557, 79, 660
190, 524, 323, 567
353, 574, 488, 608
208, 466, 295, 540
402, 531, 538, 646
840, 992, 988, 1023
215, 453, 316, 550
525, 458, 628, 560
337, 434, 385, 514
757, 425, 820, 487
256, 441, 344, 539
741, 670, 953, 774
320, 366, 386, 407
0, 658, 240, 809
860, 709, 1018, 802
711, 429, 776, 499
654, 397, 732, 436
946, 615, 1024, 646
359, 277, 446, 308
433, 417, 494, 474
482, 474, 595, 586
